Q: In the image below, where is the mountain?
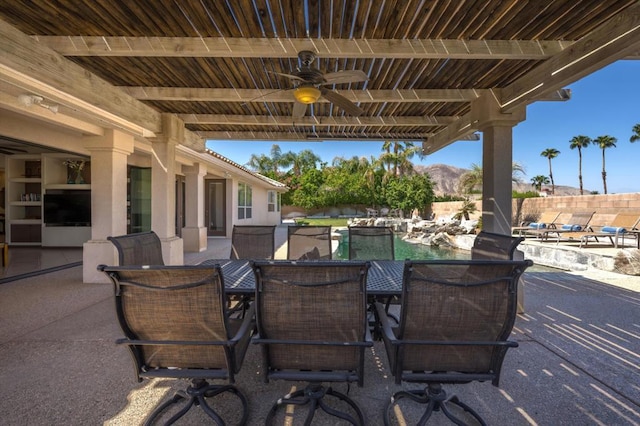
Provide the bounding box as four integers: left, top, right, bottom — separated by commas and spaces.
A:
416, 164, 585, 196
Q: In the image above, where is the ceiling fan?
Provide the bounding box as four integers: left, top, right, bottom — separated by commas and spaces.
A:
272, 50, 368, 118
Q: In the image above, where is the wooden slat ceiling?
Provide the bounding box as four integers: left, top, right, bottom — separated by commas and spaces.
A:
0, 0, 638, 150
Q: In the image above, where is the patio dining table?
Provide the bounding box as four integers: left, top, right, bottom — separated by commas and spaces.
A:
200, 259, 404, 297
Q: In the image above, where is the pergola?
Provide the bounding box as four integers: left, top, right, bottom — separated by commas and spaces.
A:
0, 1, 639, 279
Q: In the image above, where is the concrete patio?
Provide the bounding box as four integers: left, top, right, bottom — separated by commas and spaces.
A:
1, 226, 639, 425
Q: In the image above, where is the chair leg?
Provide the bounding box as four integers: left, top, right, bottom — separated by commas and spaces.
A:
266, 383, 365, 426
384, 384, 486, 426
144, 379, 248, 426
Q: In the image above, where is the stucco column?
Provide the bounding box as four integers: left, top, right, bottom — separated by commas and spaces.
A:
182, 162, 207, 251
151, 114, 183, 264
82, 129, 134, 283
472, 91, 526, 235
481, 126, 514, 234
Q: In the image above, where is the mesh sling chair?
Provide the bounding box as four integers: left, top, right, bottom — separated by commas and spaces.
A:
230, 225, 276, 260
348, 226, 395, 260
251, 260, 372, 425
107, 231, 164, 265
286, 225, 332, 260
375, 259, 532, 425
98, 264, 254, 425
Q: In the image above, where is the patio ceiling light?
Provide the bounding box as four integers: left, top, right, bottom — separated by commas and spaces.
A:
17, 94, 59, 114
293, 86, 321, 104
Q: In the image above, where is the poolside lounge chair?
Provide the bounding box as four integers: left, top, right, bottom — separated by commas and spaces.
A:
512, 211, 560, 236
552, 212, 612, 245
523, 211, 594, 241
575, 213, 640, 248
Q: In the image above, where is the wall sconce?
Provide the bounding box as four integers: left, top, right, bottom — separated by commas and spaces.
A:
293, 86, 321, 104
17, 94, 59, 114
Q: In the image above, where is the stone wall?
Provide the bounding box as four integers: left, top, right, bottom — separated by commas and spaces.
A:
430, 193, 640, 225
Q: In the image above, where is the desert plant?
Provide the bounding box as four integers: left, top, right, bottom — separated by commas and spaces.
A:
453, 198, 477, 220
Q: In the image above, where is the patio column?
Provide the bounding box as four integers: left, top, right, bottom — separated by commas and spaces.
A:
82, 129, 134, 283
481, 126, 515, 235
151, 114, 183, 264
182, 162, 207, 252
472, 92, 526, 235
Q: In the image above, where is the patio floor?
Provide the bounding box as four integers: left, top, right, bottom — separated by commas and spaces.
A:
1, 225, 639, 424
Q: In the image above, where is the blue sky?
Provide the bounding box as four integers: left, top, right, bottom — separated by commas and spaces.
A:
206, 60, 639, 194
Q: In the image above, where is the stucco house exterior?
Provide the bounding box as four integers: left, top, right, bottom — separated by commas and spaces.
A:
0, 111, 286, 283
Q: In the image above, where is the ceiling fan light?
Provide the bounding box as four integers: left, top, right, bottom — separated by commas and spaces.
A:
294, 86, 321, 104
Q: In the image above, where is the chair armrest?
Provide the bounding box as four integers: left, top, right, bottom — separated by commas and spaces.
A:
229, 303, 255, 346
374, 302, 398, 344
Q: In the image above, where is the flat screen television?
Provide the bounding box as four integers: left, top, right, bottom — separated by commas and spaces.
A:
43, 190, 91, 226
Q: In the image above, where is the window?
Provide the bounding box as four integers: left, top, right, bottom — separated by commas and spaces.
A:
268, 190, 280, 212
238, 182, 252, 219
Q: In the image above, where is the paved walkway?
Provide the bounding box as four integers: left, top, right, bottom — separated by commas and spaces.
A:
1, 225, 638, 424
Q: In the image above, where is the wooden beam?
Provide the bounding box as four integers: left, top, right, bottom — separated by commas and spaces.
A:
0, 19, 161, 136
422, 114, 477, 154
120, 86, 571, 103
36, 36, 570, 59
122, 87, 481, 102
198, 130, 432, 141
500, 3, 640, 112
179, 114, 457, 127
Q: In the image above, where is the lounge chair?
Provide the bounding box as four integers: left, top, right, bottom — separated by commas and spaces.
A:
523, 211, 594, 242
575, 213, 640, 248
552, 212, 612, 245
512, 211, 560, 236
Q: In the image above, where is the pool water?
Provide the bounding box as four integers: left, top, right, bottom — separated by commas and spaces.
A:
334, 232, 470, 261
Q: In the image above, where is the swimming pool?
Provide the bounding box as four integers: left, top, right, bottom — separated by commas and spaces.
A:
334, 231, 470, 261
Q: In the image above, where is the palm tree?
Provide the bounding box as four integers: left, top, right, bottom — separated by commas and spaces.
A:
530, 175, 550, 192
594, 135, 617, 194
246, 153, 273, 174
631, 123, 640, 143
457, 162, 525, 194
379, 141, 423, 177
569, 135, 591, 195
540, 148, 560, 194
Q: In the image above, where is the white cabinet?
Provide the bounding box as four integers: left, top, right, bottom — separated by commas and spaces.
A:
5, 153, 91, 246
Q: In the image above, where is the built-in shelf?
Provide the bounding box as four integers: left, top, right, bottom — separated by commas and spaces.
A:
5, 153, 91, 246
10, 201, 42, 206
10, 219, 42, 224
45, 184, 91, 190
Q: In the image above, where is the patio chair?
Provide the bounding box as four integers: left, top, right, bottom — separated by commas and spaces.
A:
98, 264, 254, 425
107, 231, 164, 265
375, 259, 532, 425
366, 208, 378, 218
251, 260, 372, 425
523, 211, 594, 241
286, 225, 332, 260
512, 211, 560, 236
576, 213, 640, 248
230, 225, 276, 259
471, 231, 523, 260
348, 226, 395, 260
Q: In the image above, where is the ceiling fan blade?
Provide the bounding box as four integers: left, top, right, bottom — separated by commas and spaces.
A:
292, 101, 307, 118
322, 70, 368, 85
267, 70, 305, 82
320, 89, 364, 116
